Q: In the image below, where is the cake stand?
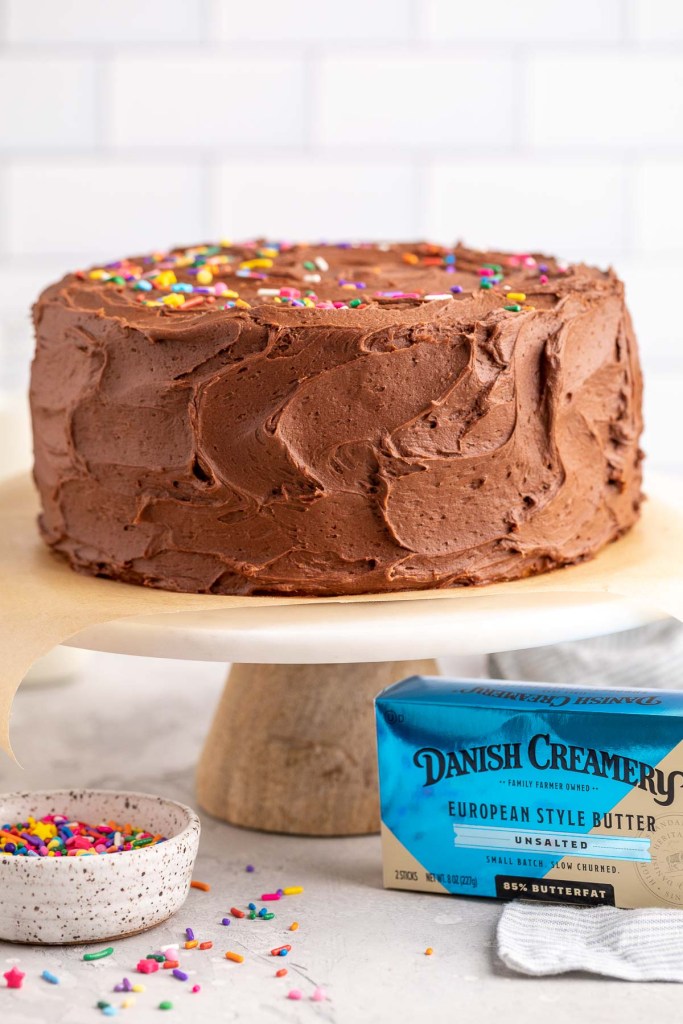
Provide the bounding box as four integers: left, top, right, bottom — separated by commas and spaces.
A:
62, 592, 665, 837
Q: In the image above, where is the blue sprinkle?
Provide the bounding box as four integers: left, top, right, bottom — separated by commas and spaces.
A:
444, 253, 456, 265
41, 970, 60, 984
133, 280, 152, 292
248, 903, 256, 911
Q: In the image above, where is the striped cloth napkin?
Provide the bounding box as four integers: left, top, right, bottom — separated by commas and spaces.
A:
492, 619, 683, 981
488, 619, 683, 689
498, 902, 683, 981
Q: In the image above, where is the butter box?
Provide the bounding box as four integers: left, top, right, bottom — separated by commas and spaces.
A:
375, 677, 683, 909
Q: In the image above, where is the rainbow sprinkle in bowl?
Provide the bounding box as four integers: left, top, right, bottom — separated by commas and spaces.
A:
0, 789, 200, 944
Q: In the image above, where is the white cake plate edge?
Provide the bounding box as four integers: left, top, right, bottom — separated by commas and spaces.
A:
62, 591, 666, 664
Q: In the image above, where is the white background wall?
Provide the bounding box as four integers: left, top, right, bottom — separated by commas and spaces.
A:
0, 0, 681, 473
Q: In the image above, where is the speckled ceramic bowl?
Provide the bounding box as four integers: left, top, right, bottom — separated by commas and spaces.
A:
0, 789, 201, 944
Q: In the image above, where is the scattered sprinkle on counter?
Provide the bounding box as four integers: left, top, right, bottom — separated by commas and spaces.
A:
0, 815, 165, 857
136, 959, 159, 974
190, 880, 210, 892
84, 947, 114, 962
425, 948, 434, 956
3, 966, 25, 988
10, 873, 319, 1008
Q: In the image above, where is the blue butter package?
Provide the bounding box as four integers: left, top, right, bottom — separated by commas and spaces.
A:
375, 677, 683, 908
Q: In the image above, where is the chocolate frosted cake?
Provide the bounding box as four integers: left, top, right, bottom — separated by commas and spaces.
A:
30, 241, 643, 597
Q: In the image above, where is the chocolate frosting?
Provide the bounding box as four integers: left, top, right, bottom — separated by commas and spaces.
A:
30, 241, 643, 596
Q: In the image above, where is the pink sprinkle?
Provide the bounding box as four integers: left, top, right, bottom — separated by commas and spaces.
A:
192, 985, 201, 993
539, 274, 548, 285
478, 267, 494, 277
311, 987, 327, 1002
136, 959, 159, 974
261, 893, 281, 901
287, 989, 303, 1001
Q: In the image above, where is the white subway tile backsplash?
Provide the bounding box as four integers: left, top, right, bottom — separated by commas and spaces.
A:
421, 0, 623, 43
0, 263, 75, 312
642, 372, 683, 474
6, 161, 204, 258
316, 53, 516, 148
628, 0, 683, 42
214, 159, 415, 240
211, 0, 413, 42
5, 0, 205, 44
633, 161, 683, 255
423, 159, 626, 257
0, 58, 97, 150
528, 53, 683, 149
618, 257, 683, 366
108, 55, 306, 148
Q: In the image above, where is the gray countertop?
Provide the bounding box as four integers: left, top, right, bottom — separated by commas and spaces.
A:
0, 652, 680, 1023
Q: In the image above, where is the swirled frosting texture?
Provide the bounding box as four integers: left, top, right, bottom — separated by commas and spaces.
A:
30, 242, 643, 596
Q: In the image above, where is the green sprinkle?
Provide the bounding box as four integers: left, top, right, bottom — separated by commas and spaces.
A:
504, 304, 522, 312
303, 261, 315, 271
261, 912, 275, 920
84, 946, 114, 962
146, 954, 165, 962
96, 1001, 111, 1009
480, 280, 493, 290
159, 1001, 173, 1011
348, 298, 362, 307
248, 910, 256, 919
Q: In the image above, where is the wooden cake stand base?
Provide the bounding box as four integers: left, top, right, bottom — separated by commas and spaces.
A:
65, 593, 663, 836
196, 660, 437, 835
